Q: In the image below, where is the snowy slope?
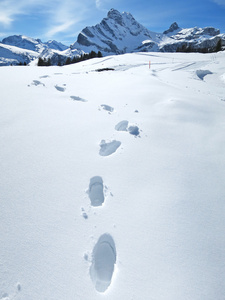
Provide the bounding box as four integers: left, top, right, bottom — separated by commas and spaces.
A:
0, 43, 39, 65
1, 51, 225, 300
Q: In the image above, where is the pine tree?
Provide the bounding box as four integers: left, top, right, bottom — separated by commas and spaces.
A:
65, 57, 72, 65
38, 57, 44, 66
97, 51, 103, 58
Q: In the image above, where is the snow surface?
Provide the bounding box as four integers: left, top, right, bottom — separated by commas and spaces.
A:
1, 51, 225, 300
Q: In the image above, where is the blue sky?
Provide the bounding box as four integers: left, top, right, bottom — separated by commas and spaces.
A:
0, 0, 225, 45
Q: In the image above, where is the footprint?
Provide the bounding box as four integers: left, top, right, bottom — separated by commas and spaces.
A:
90, 233, 116, 293
99, 140, 121, 156
88, 176, 105, 207
196, 70, 213, 80
31, 80, 45, 86
115, 120, 128, 131
39, 75, 50, 78
100, 104, 114, 113
55, 85, 66, 92
70, 96, 87, 102
128, 125, 140, 136
115, 121, 140, 136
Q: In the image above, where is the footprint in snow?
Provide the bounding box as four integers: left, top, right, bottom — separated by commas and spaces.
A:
31, 80, 45, 86
115, 120, 129, 131
70, 96, 87, 102
55, 85, 66, 92
39, 75, 50, 78
88, 176, 105, 207
115, 120, 140, 136
99, 140, 121, 156
196, 70, 213, 80
90, 233, 116, 293
100, 104, 114, 113
128, 125, 140, 136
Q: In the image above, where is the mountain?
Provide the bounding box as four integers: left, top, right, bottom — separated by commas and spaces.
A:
160, 26, 223, 52
1, 35, 44, 52
0, 43, 39, 66
72, 8, 225, 55
44, 40, 68, 51
0, 35, 82, 66
72, 8, 161, 54
0, 9, 224, 66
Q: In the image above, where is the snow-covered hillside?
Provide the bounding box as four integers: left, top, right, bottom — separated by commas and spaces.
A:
1, 51, 225, 300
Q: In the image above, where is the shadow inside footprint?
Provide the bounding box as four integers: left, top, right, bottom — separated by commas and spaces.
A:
196, 70, 213, 80
115, 120, 128, 131
99, 140, 121, 156
55, 85, 66, 92
101, 104, 114, 113
128, 125, 140, 136
70, 96, 87, 102
32, 80, 45, 86
90, 233, 116, 293
88, 176, 104, 206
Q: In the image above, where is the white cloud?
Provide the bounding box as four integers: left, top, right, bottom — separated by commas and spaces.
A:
0, 0, 92, 38
46, 20, 76, 37
43, 0, 89, 39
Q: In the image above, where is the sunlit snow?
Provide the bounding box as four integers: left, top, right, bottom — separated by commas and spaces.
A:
1, 51, 225, 300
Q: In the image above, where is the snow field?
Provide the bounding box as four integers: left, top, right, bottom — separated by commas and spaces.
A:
1, 52, 225, 299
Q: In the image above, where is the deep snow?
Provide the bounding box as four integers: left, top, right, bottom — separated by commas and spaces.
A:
0, 51, 225, 300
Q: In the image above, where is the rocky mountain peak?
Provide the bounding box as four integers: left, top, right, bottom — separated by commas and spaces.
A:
163, 22, 180, 35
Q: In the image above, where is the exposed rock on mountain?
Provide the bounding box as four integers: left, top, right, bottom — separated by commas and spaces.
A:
72, 8, 160, 55
163, 22, 180, 35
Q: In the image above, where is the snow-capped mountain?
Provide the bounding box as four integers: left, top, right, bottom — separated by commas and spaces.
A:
0, 35, 77, 66
1, 35, 68, 52
72, 8, 225, 55
0, 8, 224, 66
0, 43, 39, 66
72, 8, 161, 54
44, 40, 68, 51
1, 35, 44, 52
159, 26, 223, 52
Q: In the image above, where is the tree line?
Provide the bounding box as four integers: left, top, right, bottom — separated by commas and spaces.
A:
37, 50, 103, 66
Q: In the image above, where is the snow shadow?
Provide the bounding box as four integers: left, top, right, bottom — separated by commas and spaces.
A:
70, 96, 87, 102
88, 176, 104, 207
99, 140, 121, 156
31, 80, 45, 86
115, 121, 140, 136
90, 233, 116, 293
39, 75, 50, 78
128, 125, 140, 136
100, 104, 114, 113
115, 120, 128, 131
196, 70, 213, 80
55, 85, 66, 92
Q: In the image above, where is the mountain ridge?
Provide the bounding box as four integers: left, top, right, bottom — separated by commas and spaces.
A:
0, 8, 224, 66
